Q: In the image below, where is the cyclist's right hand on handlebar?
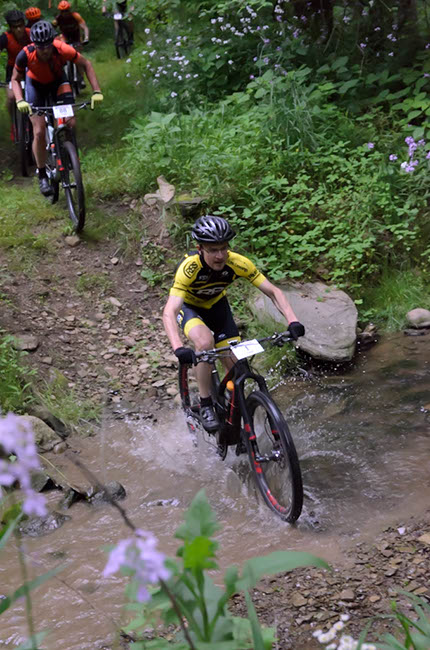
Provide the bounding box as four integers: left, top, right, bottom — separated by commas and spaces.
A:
174, 347, 196, 365
16, 100, 32, 115
288, 321, 305, 341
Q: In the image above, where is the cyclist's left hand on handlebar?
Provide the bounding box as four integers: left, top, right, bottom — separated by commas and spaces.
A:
16, 100, 32, 115
174, 346, 196, 365
91, 91, 103, 109
288, 321, 305, 341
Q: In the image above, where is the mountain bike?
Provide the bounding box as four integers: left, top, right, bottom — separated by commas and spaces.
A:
104, 12, 131, 58
33, 102, 88, 232
1, 80, 34, 177
178, 332, 304, 523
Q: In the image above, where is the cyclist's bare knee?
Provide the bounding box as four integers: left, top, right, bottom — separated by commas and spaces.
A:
188, 324, 214, 352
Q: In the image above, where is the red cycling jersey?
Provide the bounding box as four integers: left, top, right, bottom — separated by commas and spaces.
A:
0, 28, 31, 66
55, 11, 85, 42
15, 39, 81, 84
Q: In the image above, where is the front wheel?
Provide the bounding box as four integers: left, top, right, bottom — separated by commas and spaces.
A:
115, 22, 129, 59
17, 112, 33, 177
62, 140, 85, 232
245, 390, 303, 523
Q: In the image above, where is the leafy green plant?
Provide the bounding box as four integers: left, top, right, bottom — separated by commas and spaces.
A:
117, 490, 328, 648
377, 592, 430, 650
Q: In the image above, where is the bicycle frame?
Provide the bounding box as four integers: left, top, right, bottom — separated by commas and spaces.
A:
189, 331, 292, 447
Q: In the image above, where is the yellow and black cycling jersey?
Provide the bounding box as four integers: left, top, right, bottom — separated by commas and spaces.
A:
170, 250, 266, 309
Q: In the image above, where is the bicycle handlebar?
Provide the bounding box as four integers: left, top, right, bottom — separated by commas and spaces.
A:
31, 101, 90, 114
194, 331, 293, 364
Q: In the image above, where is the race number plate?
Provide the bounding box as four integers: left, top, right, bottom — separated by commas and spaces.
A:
53, 104, 74, 119
113, 12, 123, 19
230, 339, 264, 360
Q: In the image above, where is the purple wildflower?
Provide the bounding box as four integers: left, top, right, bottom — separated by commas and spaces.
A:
389, 154, 398, 161
426, 151, 430, 159
0, 413, 47, 517
367, 142, 374, 149
104, 529, 170, 602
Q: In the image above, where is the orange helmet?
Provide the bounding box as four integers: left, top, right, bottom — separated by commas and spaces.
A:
58, 0, 71, 9
25, 6, 41, 19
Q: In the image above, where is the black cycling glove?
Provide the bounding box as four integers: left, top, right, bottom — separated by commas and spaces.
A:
174, 346, 197, 365
288, 321, 305, 341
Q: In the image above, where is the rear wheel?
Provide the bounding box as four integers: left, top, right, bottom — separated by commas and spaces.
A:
62, 140, 85, 232
115, 22, 129, 59
66, 61, 80, 98
245, 390, 303, 522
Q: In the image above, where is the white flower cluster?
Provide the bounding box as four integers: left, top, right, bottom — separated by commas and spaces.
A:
313, 615, 377, 650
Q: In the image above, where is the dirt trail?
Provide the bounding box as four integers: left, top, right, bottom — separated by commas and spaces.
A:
1, 196, 430, 648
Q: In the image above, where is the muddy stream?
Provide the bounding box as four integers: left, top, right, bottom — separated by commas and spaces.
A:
1, 332, 430, 649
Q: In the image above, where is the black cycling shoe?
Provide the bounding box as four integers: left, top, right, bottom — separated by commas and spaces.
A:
39, 177, 53, 196
200, 404, 220, 433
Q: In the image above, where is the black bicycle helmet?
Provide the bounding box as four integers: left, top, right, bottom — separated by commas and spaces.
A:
191, 215, 235, 243
5, 9, 25, 26
30, 20, 56, 45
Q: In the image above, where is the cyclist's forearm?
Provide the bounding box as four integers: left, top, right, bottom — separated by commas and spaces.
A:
80, 59, 101, 91
163, 314, 183, 351
81, 23, 89, 40
11, 71, 24, 102
260, 280, 299, 324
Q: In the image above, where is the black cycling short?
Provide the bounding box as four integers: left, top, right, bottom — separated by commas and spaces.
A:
177, 296, 240, 348
25, 72, 74, 107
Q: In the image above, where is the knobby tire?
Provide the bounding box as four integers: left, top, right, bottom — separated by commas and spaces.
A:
245, 390, 303, 522
17, 111, 33, 177
62, 140, 85, 232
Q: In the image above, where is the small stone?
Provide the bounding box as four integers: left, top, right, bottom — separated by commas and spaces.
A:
397, 527, 406, 535
110, 257, 119, 265
292, 593, 307, 607
65, 235, 80, 247
12, 334, 39, 351
417, 533, 430, 545
135, 259, 143, 266
65, 315, 75, 322
53, 442, 67, 454
152, 379, 166, 388
368, 595, 381, 603
338, 589, 355, 601
108, 297, 122, 308
385, 567, 398, 577
41, 356, 52, 365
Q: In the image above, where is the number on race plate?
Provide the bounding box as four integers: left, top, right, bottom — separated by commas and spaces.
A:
53, 104, 74, 119
230, 339, 264, 360
113, 12, 123, 19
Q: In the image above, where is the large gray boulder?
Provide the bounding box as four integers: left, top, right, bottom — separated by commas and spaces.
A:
251, 281, 358, 362
406, 308, 430, 328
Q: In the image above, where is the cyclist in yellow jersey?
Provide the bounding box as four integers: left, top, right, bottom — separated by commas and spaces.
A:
163, 215, 305, 433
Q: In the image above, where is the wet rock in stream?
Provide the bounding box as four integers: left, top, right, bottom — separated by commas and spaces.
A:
19, 511, 71, 537
87, 480, 127, 506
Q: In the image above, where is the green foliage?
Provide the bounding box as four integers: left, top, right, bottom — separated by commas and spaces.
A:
361, 268, 430, 331
36, 370, 101, 428
376, 592, 430, 650
0, 332, 35, 414
123, 490, 328, 648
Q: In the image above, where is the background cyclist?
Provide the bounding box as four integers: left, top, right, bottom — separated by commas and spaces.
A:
12, 20, 103, 196
102, 0, 134, 47
163, 215, 305, 433
53, 1, 89, 45
25, 7, 42, 28
0, 10, 31, 125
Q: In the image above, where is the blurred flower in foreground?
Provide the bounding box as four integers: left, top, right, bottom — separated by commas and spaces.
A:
104, 529, 170, 602
0, 413, 47, 517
